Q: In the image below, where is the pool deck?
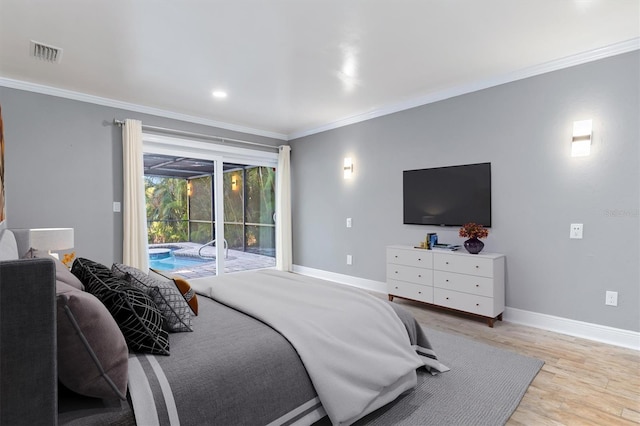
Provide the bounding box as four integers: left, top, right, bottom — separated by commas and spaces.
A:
149, 242, 276, 279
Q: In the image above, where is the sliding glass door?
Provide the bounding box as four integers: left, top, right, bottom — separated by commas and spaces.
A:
224, 165, 276, 257
143, 134, 277, 277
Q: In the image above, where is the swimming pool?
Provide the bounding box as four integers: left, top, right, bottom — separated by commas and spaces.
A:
149, 255, 214, 272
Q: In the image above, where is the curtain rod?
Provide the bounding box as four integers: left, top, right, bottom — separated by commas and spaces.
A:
113, 119, 280, 150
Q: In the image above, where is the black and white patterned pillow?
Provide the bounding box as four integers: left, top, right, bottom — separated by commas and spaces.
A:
72, 258, 170, 355
112, 263, 193, 333
71, 258, 112, 293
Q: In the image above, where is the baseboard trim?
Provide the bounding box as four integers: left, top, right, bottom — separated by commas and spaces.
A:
292, 265, 387, 294
503, 307, 640, 351
292, 265, 640, 351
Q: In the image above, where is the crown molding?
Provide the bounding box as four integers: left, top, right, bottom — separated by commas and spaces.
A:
2, 38, 637, 142
288, 37, 640, 140
0, 77, 288, 141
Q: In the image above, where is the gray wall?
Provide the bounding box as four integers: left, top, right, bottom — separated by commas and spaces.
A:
290, 51, 640, 332
0, 87, 281, 265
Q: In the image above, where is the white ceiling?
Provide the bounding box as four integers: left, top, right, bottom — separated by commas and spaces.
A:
1, 1, 638, 140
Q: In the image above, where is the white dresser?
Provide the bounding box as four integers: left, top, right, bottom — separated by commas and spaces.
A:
386, 245, 505, 327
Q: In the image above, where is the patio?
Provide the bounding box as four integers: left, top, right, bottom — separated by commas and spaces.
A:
149, 242, 276, 279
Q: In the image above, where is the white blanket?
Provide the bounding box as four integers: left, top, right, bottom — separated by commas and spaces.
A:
191, 269, 425, 425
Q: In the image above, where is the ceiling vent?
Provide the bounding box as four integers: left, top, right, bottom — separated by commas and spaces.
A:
30, 40, 63, 63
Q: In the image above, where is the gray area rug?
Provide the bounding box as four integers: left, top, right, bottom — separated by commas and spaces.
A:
352, 328, 544, 426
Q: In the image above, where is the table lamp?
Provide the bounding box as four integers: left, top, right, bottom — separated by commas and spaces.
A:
29, 228, 74, 259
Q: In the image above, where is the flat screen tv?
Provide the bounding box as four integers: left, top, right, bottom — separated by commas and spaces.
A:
403, 162, 491, 227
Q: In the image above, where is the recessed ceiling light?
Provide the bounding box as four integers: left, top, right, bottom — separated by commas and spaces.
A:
212, 90, 228, 99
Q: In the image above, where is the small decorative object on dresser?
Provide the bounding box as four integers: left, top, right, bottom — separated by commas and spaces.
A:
427, 233, 438, 250
459, 222, 488, 254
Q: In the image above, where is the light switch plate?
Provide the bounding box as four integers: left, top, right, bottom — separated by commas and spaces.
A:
346, 218, 352, 228
113, 201, 121, 213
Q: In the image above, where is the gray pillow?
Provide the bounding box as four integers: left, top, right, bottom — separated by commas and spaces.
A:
56, 282, 129, 400
22, 248, 85, 290
150, 268, 199, 316
0, 229, 19, 260
54, 259, 85, 290
112, 263, 193, 333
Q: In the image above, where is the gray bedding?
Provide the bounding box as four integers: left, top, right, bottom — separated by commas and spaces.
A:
192, 270, 448, 425
68, 272, 446, 426
128, 295, 321, 426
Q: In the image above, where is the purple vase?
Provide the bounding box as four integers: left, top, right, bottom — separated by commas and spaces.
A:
464, 237, 484, 254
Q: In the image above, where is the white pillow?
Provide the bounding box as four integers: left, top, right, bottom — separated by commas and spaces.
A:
0, 229, 19, 260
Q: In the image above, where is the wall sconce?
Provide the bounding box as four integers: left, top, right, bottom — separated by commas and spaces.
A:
187, 181, 193, 197
343, 157, 354, 179
231, 176, 238, 191
572, 119, 592, 157
29, 228, 74, 259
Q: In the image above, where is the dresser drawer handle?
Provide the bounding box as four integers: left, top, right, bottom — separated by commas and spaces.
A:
418, 258, 422, 261
445, 279, 449, 282
418, 291, 422, 294
445, 261, 449, 265
418, 274, 422, 278
475, 284, 479, 287
395, 255, 398, 258
395, 286, 398, 289
446, 297, 449, 300
475, 265, 479, 268
476, 303, 480, 306
395, 271, 398, 274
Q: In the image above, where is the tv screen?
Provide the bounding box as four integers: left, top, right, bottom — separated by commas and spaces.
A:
403, 162, 491, 227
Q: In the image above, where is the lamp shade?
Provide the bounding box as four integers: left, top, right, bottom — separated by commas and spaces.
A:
30, 228, 74, 252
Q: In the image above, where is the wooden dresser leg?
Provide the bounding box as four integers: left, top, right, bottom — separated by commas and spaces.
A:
497, 313, 503, 321
487, 318, 495, 328
388, 295, 394, 301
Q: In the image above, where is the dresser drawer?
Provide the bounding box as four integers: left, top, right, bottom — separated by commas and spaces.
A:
433, 271, 494, 297
388, 279, 433, 304
434, 288, 494, 317
433, 253, 494, 278
387, 264, 433, 286
387, 248, 433, 268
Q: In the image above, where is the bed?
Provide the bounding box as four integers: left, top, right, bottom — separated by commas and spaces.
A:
0, 228, 448, 426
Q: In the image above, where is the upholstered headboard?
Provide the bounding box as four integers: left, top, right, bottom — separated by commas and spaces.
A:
0, 228, 31, 260
0, 232, 57, 425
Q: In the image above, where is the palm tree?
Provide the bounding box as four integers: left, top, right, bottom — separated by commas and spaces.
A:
145, 177, 188, 243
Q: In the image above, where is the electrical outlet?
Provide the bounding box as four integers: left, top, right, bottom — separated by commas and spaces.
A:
570, 223, 583, 239
346, 254, 353, 265
113, 201, 121, 213
605, 291, 618, 306
346, 218, 352, 228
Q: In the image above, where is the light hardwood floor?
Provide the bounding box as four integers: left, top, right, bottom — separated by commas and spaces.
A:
389, 298, 640, 425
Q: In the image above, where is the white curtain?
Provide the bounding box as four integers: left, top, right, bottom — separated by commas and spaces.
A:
122, 119, 149, 272
276, 145, 292, 271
